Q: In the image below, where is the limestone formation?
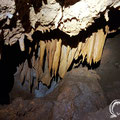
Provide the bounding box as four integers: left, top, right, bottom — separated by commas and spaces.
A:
0, 0, 120, 88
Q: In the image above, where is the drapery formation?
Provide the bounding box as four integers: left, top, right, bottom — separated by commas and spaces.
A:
0, 0, 120, 89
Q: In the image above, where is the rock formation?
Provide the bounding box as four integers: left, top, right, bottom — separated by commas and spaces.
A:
0, 0, 120, 89
0, 67, 108, 120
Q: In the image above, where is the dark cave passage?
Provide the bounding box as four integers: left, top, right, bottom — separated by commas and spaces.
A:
0, 42, 28, 104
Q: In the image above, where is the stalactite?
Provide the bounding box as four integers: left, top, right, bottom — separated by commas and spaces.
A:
74, 42, 82, 60
19, 34, 25, 51
86, 33, 95, 65
52, 39, 62, 76
59, 45, 70, 78
67, 48, 77, 69
93, 26, 109, 63
39, 40, 46, 68
48, 39, 57, 73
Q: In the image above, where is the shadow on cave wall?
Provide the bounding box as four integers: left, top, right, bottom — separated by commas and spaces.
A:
0, 39, 30, 104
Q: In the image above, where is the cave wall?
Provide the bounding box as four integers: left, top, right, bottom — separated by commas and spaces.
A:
0, 0, 120, 92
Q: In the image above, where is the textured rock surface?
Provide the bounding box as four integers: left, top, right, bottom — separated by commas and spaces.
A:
1, 98, 120, 120
0, 0, 120, 46
0, 67, 107, 120
0, 0, 120, 87
1, 34, 120, 120
96, 33, 120, 104
58, 0, 120, 36
28, 0, 120, 36
0, 1, 120, 118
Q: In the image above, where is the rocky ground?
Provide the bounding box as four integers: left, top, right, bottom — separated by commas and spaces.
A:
0, 32, 120, 120
0, 67, 108, 120
96, 32, 120, 105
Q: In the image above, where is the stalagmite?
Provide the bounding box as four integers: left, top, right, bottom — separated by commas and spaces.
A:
52, 39, 62, 76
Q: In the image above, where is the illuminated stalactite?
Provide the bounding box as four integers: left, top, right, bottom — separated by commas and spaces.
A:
0, 0, 120, 90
